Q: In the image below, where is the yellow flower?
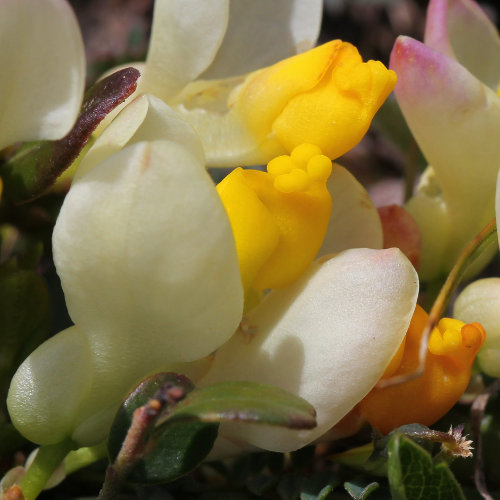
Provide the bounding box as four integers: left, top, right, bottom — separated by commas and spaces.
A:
173, 40, 396, 166
359, 305, 485, 434
228, 41, 396, 161
107, 1, 396, 167
217, 143, 332, 292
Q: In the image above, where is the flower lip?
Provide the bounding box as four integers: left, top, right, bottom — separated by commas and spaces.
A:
216, 143, 333, 293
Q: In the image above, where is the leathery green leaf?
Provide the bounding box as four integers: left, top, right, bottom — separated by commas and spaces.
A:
162, 380, 317, 430
107, 372, 216, 484
108, 376, 316, 484
388, 433, 465, 500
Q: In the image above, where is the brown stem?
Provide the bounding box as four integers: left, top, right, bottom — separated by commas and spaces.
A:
97, 382, 187, 500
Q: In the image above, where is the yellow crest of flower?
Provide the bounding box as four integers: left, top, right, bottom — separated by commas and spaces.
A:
232, 40, 397, 160
359, 305, 486, 434
217, 144, 332, 294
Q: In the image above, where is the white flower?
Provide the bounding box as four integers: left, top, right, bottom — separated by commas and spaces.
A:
0, 0, 85, 151
8, 105, 419, 451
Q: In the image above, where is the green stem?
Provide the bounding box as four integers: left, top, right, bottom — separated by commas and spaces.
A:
20, 438, 75, 500
419, 218, 497, 365
64, 442, 108, 476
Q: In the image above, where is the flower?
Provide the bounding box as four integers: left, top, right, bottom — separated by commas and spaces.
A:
6, 0, 416, 455
173, 40, 397, 166
390, 0, 500, 280
0, 0, 85, 151
7, 104, 419, 451
358, 305, 485, 434
109, 0, 396, 167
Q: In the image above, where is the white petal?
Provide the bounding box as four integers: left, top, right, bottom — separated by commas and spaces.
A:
7, 326, 92, 445
76, 94, 204, 179
425, 0, 500, 90
200, 0, 323, 79
140, 0, 230, 101
392, 36, 500, 278
54, 141, 243, 366
454, 278, 500, 377
200, 248, 419, 452
0, 0, 85, 150
318, 164, 383, 256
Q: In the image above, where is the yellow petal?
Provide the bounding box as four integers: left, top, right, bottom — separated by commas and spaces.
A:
217, 144, 332, 293
232, 41, 396, 160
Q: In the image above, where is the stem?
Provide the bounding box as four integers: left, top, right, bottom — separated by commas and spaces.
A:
64, 442, 108, 476
378, 218, 497, 389
98, 382, 187, 500
19, 438, 75, 500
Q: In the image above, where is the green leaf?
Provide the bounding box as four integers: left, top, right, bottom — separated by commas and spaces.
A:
388, 433, 465, 500
108, 372, 218, 484
0, 258, 50, 405
109, 376, 317, 485
0, 67, 140, 202
162, 380, 317, 430
300, 471, 339, 500
300, 484, 333, 500
344, 481, 379, 499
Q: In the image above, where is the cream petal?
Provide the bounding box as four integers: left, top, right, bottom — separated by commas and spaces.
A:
140, 0, 230, 102
175, 103, 282, 167
0, 0, 85, 150
453, 278, 500, 377
200, 248, 419, 452
76, 94, 204, 179
318, 164, 383, 256
425, 0, 500, 90
200, 0, 323, 79
7, 326, 92, 445
392, 36, 500, 278
8, 324, 214, 447
54, 140, 243, 367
